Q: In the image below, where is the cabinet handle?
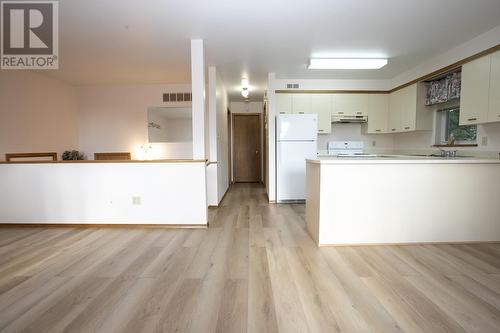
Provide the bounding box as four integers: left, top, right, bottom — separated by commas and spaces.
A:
298, 112, 305, 114
318, 129, 324, 132
356, 112, 362, 114
280, 112, 286, 114
338, 112, 344, 114
391, 129, 397, 131
375, 129, 381, 132
404, 126, 410, 130
467, 118, 477, 121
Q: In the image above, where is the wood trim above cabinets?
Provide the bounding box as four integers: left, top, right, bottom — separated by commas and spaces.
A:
390, 43, 500, 93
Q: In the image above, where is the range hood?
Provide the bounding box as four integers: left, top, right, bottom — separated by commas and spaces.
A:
331, 114, 368, 123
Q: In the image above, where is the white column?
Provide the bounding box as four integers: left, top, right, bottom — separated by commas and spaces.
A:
206, 66, 218, 206
267, 72, 277, 201
191, 39, 206, 159
207, 66, 217, 162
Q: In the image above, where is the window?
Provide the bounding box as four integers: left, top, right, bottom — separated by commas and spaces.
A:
436, 107, 477, 145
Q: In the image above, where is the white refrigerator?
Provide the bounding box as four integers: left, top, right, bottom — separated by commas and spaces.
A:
276, 114, 318, 202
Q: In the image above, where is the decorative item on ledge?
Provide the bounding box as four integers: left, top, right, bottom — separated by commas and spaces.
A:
148, 122, 161, 129
424, 71, 461, 105
5, 152, 57, 162
62, 150, 85, 160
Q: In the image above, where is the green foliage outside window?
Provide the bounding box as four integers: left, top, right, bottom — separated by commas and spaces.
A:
445, 108, 477, 142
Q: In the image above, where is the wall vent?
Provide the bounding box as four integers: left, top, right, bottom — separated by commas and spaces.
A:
163, 92, 192, 102
286, 83, 300, 89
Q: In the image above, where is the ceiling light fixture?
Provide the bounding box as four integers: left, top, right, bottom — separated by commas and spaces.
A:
241, 88, 249, 98
308, 58, 388, 70
241, 77, 249, 98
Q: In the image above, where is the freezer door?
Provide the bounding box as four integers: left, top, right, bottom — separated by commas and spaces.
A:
277, 141, 317, 201
277, 114, 317, 141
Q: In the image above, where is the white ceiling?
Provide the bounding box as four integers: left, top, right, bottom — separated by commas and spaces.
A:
43, 0, 500, 101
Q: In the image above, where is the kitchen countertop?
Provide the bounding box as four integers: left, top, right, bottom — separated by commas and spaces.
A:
309, 155, 500, 164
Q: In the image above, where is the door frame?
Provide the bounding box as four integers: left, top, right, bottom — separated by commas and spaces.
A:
231, 113, 263, 183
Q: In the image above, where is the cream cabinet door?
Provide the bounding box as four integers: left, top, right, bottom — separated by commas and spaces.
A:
276, 94, 292, 114
388, 90, 402, 133
332, 94, 368, 116
366, 94, 389, 133
460, 55, 490, 125
488, 50, 500, 122
400, 85, 417, 132
310, 94, 332, 134
292, 94, 311, 114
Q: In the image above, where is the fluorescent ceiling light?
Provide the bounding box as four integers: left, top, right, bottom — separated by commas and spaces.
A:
241, 78, 249, 88
241, 89, 249, 98
308, 58, 388, 69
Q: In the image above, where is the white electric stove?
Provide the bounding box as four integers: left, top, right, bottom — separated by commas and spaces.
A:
326, 141, 377, 157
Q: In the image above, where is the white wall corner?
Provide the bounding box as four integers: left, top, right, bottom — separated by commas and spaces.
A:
191, 39, 206, 160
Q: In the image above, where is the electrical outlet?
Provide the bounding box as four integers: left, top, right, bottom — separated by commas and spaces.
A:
132, 196, 141, 205
481, 136, 488, 146
372, 140, 376, 147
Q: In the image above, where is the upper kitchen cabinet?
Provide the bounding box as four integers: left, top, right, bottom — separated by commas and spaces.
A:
276, 94, 293, 114
363, 94, 388, 134
389, 83, 432, 132
292, 94, 311, 114
310, 94, 332, 134
460, 54, 491, 125
488, 50, 500, 122
332, 94, 368, 116
388, 90, 402, 132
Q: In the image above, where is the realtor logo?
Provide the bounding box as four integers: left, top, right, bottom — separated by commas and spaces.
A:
1, 1, 58, 69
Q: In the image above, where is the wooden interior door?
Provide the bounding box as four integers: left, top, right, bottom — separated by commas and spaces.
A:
233, 114, 261, 182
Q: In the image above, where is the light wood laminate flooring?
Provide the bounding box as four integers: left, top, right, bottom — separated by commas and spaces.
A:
0, 183, 499, 332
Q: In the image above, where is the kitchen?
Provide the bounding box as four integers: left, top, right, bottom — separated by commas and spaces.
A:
272, 48, 500, 245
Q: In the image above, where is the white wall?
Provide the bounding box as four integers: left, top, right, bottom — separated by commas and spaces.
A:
165, 118, 192, 142
393, 121, 500, 156
77, 84, 193, 160
147, 110, 171, 143
0, 161, 207, 225
230, 101, 263, 114
0, 71, 79, 161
